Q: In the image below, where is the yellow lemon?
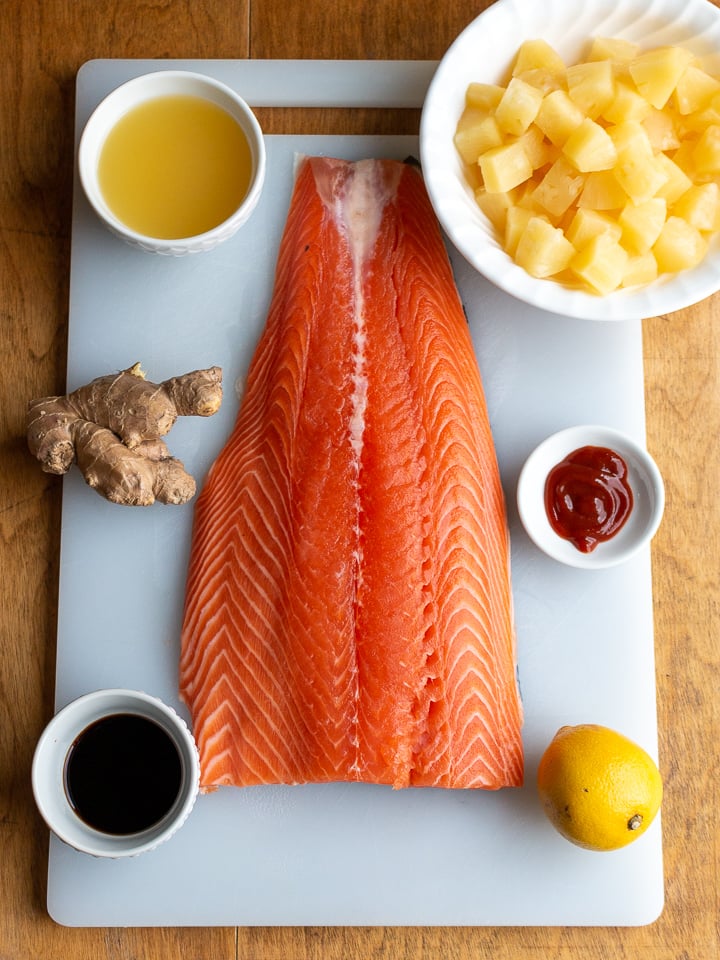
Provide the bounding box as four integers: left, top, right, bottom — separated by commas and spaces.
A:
536, 724, 663, 851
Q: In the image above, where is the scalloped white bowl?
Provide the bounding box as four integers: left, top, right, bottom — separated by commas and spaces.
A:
516, 425, 665, 569
420, 0, 720, 320
32, 689, 200, 858
79, 71, 266, 256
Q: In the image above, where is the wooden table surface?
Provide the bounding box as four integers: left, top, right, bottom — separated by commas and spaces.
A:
2, 0, 718, 957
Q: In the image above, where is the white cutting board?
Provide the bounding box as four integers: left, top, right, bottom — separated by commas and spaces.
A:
47, 59, 663, 926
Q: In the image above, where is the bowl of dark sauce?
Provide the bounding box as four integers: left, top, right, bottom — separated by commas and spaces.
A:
32, 689, 200, 857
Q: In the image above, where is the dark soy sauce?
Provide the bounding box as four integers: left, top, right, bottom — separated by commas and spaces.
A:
63, 713, 183, 835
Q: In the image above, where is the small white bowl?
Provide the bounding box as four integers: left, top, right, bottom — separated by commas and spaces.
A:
32, 689, 200, 858
420, 0, 720, 320
78, 70, 266, 256
516, 425, 665, 569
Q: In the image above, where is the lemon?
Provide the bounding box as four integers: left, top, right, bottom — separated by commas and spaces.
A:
536, 724, 663, 851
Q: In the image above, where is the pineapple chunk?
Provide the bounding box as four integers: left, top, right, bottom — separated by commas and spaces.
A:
535, 89, 585, 145
453, 113, 504, 164
653, 215, 707, 271
474, 187, 517, 232
465, 82, 505, 111
514, 216, 576, 278
610, 125, 669, 201
505, 205, 543, 256
671, 138, 699, 176
514, 68, 564, 96
692, 124, 720, 174
654, 153, 693, 203
570, 234, 629, 294
515, 179, 553, 220
622, 252, 659, 287
495, 77, 544, 136
563, 117, 618, 172
565, 208, 622, 248
478, 140, 533, 193
673, 64, 720, 115
642, 108, 681, 151
672, 181, 720, 231
588, 37, 640, 65
677, 95, 720, 134
516, 124, 556, 170
607, 120, 654, 158
566, 60, 615, 118
512, 39, 566, 77
629, 45, 694, 109
614, 153, 669, 203
531, 156, 586, 217
578, 171, 628, 210
602, 79, 653, 124
462, 161, 483, 192
618, 197, 667, 253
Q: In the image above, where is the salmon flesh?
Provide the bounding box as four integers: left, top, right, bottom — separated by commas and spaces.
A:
179, 156, 523, 791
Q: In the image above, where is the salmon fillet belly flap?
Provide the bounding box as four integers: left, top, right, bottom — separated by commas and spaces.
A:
179, 156, 523, 791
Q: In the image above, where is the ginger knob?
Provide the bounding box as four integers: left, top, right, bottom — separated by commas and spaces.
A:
27, 363, 223, 506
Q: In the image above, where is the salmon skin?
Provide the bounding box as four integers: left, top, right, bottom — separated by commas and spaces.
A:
179, 156, 523, 791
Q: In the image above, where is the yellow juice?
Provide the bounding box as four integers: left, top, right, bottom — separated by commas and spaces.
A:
98, 94, 253, 239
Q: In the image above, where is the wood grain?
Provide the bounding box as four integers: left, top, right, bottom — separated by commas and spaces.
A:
1, 1, 718, 958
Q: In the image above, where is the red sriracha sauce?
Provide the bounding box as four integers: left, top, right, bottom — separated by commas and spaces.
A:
544, 445, 633, 553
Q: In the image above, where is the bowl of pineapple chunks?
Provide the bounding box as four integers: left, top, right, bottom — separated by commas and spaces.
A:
420, 0, 720, 320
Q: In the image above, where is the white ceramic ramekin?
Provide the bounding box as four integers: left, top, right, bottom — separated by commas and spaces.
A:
516, 425, 665, 569
32, 689, 200, 858
78, 70, 266, 256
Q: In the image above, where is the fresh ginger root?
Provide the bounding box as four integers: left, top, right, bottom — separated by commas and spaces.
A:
27, 362, 222, 506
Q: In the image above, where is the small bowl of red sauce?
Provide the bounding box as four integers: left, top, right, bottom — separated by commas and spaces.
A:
516, 425, 665, 569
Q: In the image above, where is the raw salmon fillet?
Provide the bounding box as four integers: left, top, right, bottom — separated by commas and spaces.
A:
179, 156, 523, 791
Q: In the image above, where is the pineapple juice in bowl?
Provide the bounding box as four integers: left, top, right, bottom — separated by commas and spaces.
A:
420, 0, 720, 320
97, 92, 253, 240
79, 70, 266, 256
